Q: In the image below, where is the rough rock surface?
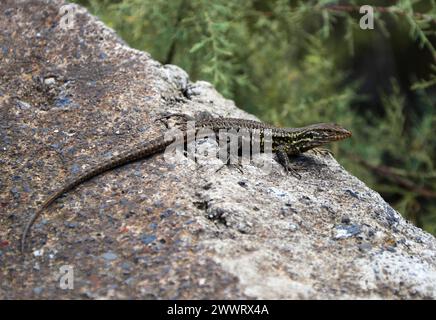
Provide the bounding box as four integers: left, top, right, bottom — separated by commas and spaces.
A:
1, 0, 435, 299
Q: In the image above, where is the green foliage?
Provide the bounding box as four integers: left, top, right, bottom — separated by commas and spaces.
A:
74, 0, 436, 234
343, 80, 436, 234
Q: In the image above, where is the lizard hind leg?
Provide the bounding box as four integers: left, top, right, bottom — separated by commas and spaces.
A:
154, 113, 194, 129
215, 154, 244, 174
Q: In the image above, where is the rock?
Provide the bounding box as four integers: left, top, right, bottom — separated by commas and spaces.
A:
0, 0, 435, 299
33, 287, 43, 295
334, 224, 362, 239
341, 216, 351, 224
44, 77, 56, 85
358, 242, 372, 252
64, 222, 78, 229
102, 251, 118, 261
16, 100, 31, 110
140, 234, 157, 245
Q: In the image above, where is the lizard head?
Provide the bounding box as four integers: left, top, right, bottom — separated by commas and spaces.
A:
285, 123, 352, 153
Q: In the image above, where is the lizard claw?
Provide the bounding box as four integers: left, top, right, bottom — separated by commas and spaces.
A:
286, 166, 301, 179
215, 163, 244, 174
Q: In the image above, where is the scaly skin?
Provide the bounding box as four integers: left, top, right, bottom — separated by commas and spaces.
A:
20, 116, 351, 253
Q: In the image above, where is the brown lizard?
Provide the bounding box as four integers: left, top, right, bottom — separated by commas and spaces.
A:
21, 115, 351, 253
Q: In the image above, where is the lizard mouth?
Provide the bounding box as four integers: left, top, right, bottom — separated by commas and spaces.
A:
333, 130, 352, 141
335, 133, 351, 141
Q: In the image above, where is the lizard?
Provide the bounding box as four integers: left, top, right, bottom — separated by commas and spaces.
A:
20, 114, 352, 253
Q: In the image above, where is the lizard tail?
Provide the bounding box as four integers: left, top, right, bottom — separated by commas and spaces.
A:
21, 191, 61, 254
20, 165, 118, 254
21, 209, 41, 254
20, 135, 175, 254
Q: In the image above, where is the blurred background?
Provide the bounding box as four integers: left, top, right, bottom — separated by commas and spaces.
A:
72, 0, 436, 234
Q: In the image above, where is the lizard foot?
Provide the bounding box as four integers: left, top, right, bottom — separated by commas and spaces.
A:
310, 148, 333, 157
284, 165, 302, 179
215, 157, 244, 174
155, 113, 194, 129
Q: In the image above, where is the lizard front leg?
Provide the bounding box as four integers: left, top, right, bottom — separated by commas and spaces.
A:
275, 145, 301, 179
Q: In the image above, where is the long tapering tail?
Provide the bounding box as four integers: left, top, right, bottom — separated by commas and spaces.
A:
20, 135, 174, 254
